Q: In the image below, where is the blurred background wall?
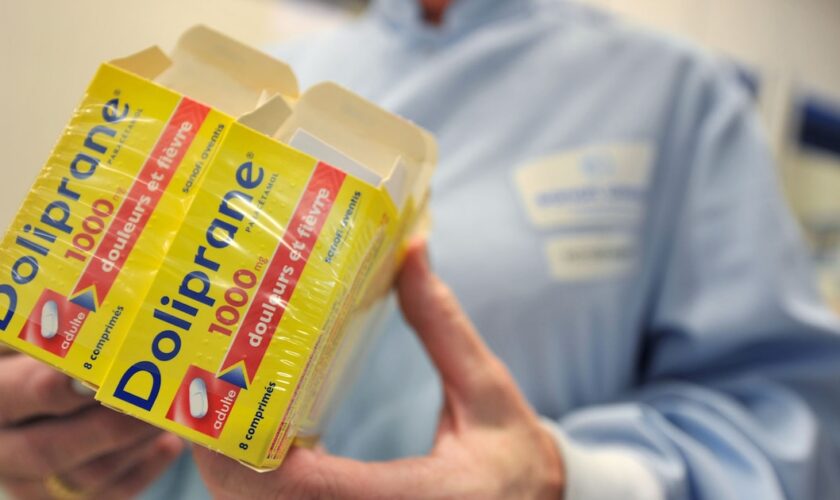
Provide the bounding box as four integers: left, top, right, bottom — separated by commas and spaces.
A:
1, 0, 839, 309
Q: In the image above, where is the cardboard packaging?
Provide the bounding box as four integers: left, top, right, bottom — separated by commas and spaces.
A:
0, 26, 435, 469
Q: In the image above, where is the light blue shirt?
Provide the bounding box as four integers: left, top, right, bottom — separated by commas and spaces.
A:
145, 1, 840, 498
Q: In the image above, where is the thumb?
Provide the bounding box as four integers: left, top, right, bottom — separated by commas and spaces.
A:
396, 240, 501, 402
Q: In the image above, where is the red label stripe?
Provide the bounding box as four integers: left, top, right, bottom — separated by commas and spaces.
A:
71, 98, 210, 310
218, 162, 346, 388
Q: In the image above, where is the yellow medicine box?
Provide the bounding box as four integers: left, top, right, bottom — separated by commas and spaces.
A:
0, 26, 435, 469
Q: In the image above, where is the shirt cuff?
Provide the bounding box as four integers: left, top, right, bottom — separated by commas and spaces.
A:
540, 418, 665, 500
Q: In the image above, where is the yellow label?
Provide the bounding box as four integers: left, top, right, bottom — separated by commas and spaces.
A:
97, 122, 400, 469
0, 57, 421, 470
0, 64, 232, 384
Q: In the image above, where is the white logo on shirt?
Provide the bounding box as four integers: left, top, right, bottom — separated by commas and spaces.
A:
513, 143, 653, 281
514, 143, 652, 228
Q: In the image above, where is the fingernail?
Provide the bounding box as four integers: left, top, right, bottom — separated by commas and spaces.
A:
71, 379, 96, 396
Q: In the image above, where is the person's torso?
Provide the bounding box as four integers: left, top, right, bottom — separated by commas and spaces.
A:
143, 4, 734, 495
274, 0, 709, 460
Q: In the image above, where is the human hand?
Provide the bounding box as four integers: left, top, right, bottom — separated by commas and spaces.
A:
0, 348, 182, 499
194, 240, 565, 499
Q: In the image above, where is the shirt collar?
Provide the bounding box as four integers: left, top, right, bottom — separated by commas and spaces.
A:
371, 0, 537, 37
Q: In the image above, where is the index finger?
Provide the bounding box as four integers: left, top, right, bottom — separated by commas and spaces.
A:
396, 241, 500, 391
0, 355, 95, 426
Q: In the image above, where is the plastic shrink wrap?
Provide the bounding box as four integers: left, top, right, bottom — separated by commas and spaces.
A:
0, 26, 436, 470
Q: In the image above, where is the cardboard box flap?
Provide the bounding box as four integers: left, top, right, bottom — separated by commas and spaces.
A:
239, 95, 294, 136
110, 46, 172, 80
172, 26, 297, 97
275, 82, 436, 208
157, 25, 298, 118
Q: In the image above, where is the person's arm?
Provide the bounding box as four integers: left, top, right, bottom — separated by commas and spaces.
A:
543, 59, 840, 499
